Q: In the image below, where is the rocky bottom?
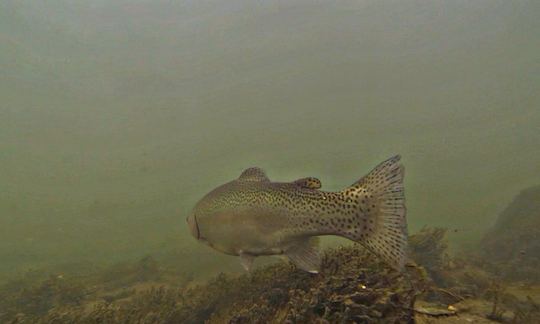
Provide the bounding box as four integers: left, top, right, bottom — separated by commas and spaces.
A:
2, 228, 540, 323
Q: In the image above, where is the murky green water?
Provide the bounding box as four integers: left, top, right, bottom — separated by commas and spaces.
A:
1, 1, 539, 322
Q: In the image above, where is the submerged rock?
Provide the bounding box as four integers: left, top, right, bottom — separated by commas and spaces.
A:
480, 185, 540, 282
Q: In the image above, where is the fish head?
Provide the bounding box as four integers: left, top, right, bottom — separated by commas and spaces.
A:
187, 205, 235, 254
188, 180, 252, 255
187, 182, 234, 245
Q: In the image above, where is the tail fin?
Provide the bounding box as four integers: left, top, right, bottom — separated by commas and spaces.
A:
340, 155, 407, 270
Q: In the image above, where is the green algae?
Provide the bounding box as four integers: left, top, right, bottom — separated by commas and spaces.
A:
1, 245, 415, 324
2, 228, 540, 323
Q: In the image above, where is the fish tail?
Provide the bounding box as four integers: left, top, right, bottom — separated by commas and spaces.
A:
339, 155, 407, 270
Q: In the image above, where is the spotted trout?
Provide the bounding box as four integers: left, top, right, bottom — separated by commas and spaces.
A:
187, 156, 407, 273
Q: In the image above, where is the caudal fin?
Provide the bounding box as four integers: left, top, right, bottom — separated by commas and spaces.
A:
340, 155, 408, 270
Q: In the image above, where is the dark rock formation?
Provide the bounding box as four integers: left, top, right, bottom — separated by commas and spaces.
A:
480, 185, 540, 281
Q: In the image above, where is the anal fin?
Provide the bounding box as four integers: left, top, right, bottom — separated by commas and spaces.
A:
285, 237, 321, 273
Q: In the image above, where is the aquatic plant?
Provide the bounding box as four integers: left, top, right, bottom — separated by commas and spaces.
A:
2, 245, 415, 323
210, 245, 415, 323
486, 282, 507, 322
4, 227, 540, 323
0, 274, 87, 322
511, 295, 540, 323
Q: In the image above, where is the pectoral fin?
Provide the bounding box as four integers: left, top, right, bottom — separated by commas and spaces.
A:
239, 253, 255, 272
285, 237, 321, 273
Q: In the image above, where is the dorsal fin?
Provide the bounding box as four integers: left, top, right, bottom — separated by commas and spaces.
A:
238, 167, 270, 182
293, 177, 322, 189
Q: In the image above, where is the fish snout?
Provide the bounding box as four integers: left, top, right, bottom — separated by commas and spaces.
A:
186, 213, 200, 240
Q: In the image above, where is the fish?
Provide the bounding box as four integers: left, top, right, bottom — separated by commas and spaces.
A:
187, 155, 407, 273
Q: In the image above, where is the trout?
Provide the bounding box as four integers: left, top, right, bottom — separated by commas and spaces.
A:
187, 156, 407, 272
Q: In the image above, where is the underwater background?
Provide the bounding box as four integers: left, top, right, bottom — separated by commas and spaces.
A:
1, 0, 540, 322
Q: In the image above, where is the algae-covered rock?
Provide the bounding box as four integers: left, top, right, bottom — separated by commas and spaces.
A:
480, 185, 540, 282
208, 245, 415, 323
408, 227, 449, 286
3, 230, 540, 323
2, 245, 415, 324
